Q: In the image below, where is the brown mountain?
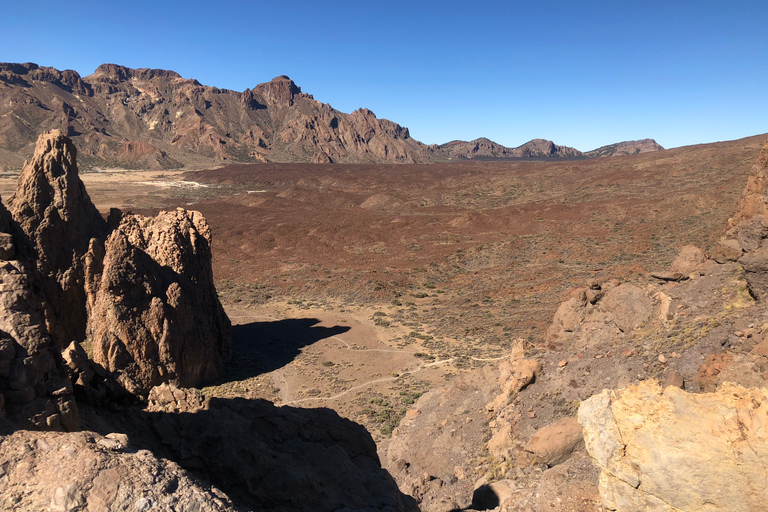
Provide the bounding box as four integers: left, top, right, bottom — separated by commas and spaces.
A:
584, 138, 664, 158
0, 63, 436, 169
439, 137, 583, 160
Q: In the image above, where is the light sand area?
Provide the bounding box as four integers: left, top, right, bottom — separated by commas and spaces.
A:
206, 301, 482, 440
0, 169, 217, 212
206, 300, 514, 442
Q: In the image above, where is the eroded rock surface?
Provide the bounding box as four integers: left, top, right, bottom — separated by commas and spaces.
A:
579, 380, 768, 512
0, 429, 237, 511
86, 208, 232, 395
7, 130, 105, 347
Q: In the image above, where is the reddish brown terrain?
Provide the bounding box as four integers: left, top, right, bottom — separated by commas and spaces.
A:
2, 129, 768, 511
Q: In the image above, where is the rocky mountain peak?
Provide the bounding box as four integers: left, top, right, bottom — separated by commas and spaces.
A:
89, 63, 182, 82
584, 138, 665, 158
253, 75, 302, 106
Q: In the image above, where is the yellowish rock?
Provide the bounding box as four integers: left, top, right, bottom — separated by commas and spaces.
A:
578, 380, 768, 511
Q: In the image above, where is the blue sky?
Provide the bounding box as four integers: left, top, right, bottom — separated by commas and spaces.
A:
1, 0, 766, 151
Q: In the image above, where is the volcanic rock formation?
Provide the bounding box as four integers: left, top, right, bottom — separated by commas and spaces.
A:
8, 132, 105, 348
85, 208, 232, 395
711, 141, 768, 297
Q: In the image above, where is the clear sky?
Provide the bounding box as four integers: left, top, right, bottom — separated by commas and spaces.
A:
1, 0, 766, 151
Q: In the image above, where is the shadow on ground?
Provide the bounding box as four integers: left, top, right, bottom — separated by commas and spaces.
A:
220, 318, 351, 381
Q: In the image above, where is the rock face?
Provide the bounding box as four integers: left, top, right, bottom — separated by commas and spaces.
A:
439, 137, 583, 160
579, 380, 768, 511
7, 131, 105, 348
545, 281, 653, 350
85, 209, 232, 394
0, 257, 78, 430
584, 139, 664, 158
712, 141, 768, 296
0, 429, 238, 511
0, 62, 436, 168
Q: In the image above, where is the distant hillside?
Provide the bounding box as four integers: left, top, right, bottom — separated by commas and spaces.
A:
584, 138, 664, 158
0, 63, 436, 169
439, 137, 583, 160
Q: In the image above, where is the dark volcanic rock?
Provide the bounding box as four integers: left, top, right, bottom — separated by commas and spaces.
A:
85, 209, 232, 395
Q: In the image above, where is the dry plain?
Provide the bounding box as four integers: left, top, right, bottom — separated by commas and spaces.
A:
1, 135, 762, 447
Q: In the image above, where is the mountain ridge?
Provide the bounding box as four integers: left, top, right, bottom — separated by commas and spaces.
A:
1, 62, 664, 169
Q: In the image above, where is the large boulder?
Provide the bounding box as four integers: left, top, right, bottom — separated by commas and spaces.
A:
85, 208, 232, 394
7, 130, 105, 348
579, 380, 768, 511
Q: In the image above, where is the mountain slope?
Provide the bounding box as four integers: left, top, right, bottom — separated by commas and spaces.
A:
0, 63, 436, 169
584, 138, 664, 158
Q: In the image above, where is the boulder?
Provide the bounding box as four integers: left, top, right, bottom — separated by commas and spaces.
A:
524, 416, 583, 467
579, 380, 768, 511
670, 245, 706, 274
85, 209, 232, 394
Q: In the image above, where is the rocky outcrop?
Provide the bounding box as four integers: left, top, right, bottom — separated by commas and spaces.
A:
584, 139, 664, 158
579, 380, 768, 511
386, 370, 498, 510
0, 257, 78, 430
0, 429, 238, 511
0, 130, 230, 426
85, 208, 231, 395
545, 280, 653, 350
711, 141, 768, 296
8, 130, 105, 348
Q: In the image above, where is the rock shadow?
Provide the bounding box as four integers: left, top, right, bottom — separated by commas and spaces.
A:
221, 318, 351, 381
83, 392, 419, 511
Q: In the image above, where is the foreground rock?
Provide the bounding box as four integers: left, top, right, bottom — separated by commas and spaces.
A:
0, 429, 237, 511
579, 380, 768, 511
85, 209, 232, 395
